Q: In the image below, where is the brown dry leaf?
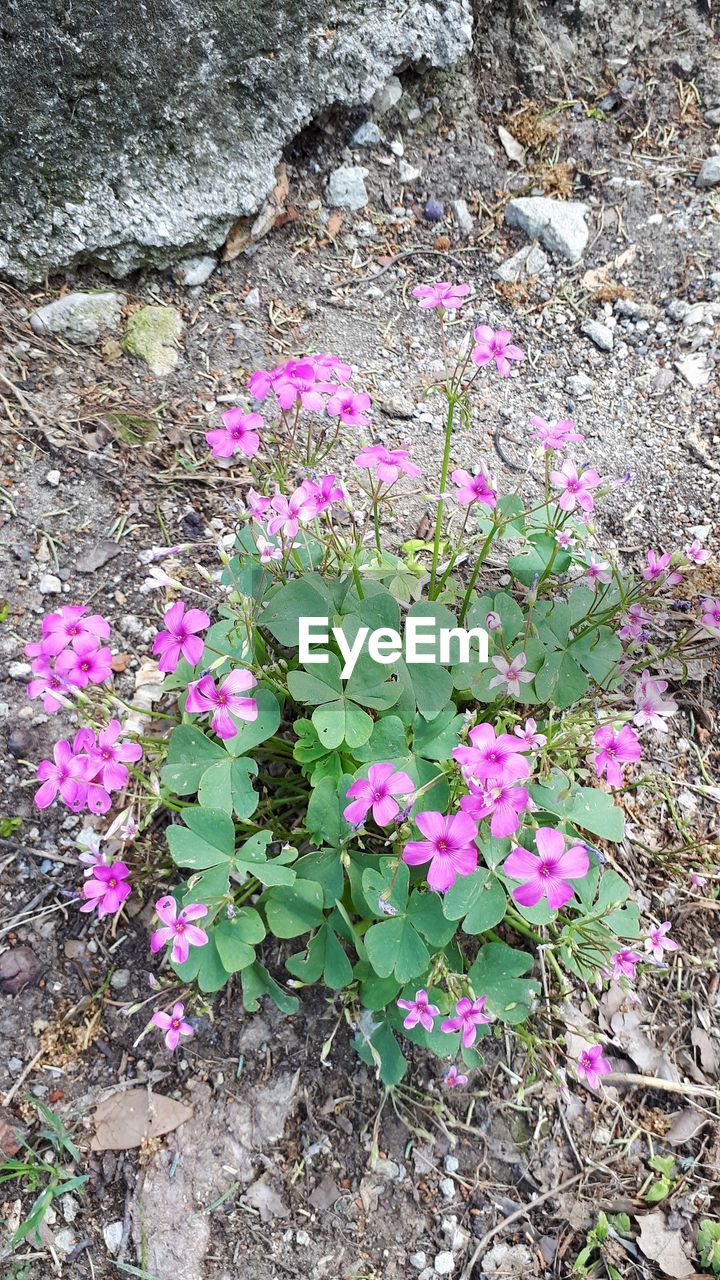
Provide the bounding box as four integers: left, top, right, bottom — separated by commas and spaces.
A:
691, 1027, 719, 1077
0, 1107, 27, 1157
91, 1089, 193, 1151
111, 653, 130, 673
327, 211, 343, 238
498, 125, 526, 165
665, 1108, 708, 1145
610, 1009, 679, 1081
223, 216, 253, 261
636, 1212, 695, 1278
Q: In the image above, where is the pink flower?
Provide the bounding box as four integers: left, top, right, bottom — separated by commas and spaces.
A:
256, 535, 282, 563
471, 325, 525, 377
310, 352, 353, 382
452, 722, 531, 787
185, 669, 258, 739
444, 1065, 469, 1087
633, 669, 677, 732
619, 603, 651, 641
343, 763, 414, 827
248, 364, 287, 402
685, 539, 710, 566
592, 724, 641, 789
503, 828, 589, 910
550, 460, 602, 514
27, 659, 72, 713
34, 739, 89, 811
266, 487, 307, 539
353, 444, 422, 484
152, 601, 210, 673
609, 949, 643, 982
275, 360, 332, 413
644, 922, 678, 964
485, 611, 502, 631
451, 467, 497, 509
87, 719, 143, 791
79, 861, 131, 918
530, 416, 585, 450
488, 652, 534, 698
40, 605, 110, 656
152, 1001, 194, 1052
441, 995, 493, 1048
396, 988, 441, 1031
299, 474, 345, 518
206, 408, 262, 458
555, 529, 575, 550
55, 640, 113, 688
699, 597, 720, 637
403, 811, 479, 892
150, 896, 209, 966
690, 872, 707, 888
327, 389, 372, 427
460, 782, 529, 838
411, 281, 471, 310
576, 1044, 612, 1090
514, 718, 546, 749
246, 488, 271, 520
642, 549, 682, 587
586, 554, 612, 586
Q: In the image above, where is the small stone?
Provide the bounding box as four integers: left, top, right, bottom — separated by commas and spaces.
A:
434, 1251, 455, 1276
45, 469, 61, 487
122, 305, 183, 376
496, 243, 549, 282
696, 156, 720, 189
704, 107, 720, 126
439, 1177, 456, 1199
424, 198, 444, 222
326, 165, 369, 211
174, 255, 217, 287
350, 120, 382, 147
505, 196, 590, 263
39, 573, 62, 594
442, 1217, 470, 1252
8, 661, 31, 679
410, 1252, 427, 1270
7, 728, 32, 758
444, 1155, 459, 1174
565, 372, 593, 397
62, 1195, 79, 1223
372, 75, 402, 116
399, 159, 422, 184
54, 1228, 77, 1255
581, 319, 614, 351
450, 198, 473, 234
244, 287, 261, 310
296, 1229, 311, 1246
30, 292, 126, 346
103, 1221, 123, 1255
110, 968, 131, 991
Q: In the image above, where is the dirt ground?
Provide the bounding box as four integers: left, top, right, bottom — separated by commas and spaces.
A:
1, 2, 719, 1277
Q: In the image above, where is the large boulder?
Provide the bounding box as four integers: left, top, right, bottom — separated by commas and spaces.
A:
0, 0, 471, 283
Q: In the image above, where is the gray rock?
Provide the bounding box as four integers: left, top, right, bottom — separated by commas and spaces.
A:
110, 968, 131, 991
38, 573, 62, 594
372, 74, 402, 115
434, 1252, 455, 1276
53, 1228, 77, 1256
410, 1252, 427, 1270
704, 108, 720, 127
175, 255, 217, 287
122, 305, 183, 376
0, 2, 470, 281
451, 198, 473, 234
103, 1221, 124, 1255
8, 661, 31, 679
505, 196, 590, 263
326, 165, 369, 211
565, 371, 593, 397
399, 160, 423, 184
439, 1177, 456, 1198
495, 243, 549, 281
351, 121, 382, 148
581, 318, 614, 351
30, 292, 125, 345
45, 469, 61, 487
696, 156, 720, 188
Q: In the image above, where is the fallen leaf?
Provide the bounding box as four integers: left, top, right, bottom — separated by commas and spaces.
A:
610, 1009, 679, 1081
636, 1212, 695, 1278
327, 211, 343, 238
691, 1027, 719, 1077
111, 653, 130, 673
76, 540, 122, 574
665, 1108, 708, 1145
614, 244, 638, 269
223, 216, 253, 261
0, 1107, 27, 1157
582, 264, 611, 290
244, 1174, 290, 1222
90, 1090, 193, 1151
0, 945, 43, 995
498, 125, 526, 165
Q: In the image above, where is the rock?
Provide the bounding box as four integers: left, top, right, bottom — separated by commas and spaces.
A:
565, 372, 593, 397
424, 198, 444, 221
54, 1228, 77, 1255
495, 243, 549, 282
704, 107, 720, 126
62, 1195, 79, 1223
0, 946, 44, 995
110, 968, 131, 991
351, 121, 382, 147
30, 292, 126, 345
581, 319, 614, 351
243, 287, 261, 310
372, 74, 402, 115
39, 572, 62, 594
76, 539, 122, 574
103, 1221, 124, 1255
45, 469, 61, 487
504, 197, 590, 263
175, 255, 217, 286
8, 661, 31, 679
326, 165, 369, 210
444, 1155, 459, 1174
7, 728, 32, 758
410, 1252, 427, 1269
122, 305, 183, 376
0, 3, 470, 281
434, 1252, 455, 1276
439, 1177, 456, 1198
399, 160, 423, 183
481, 1243, 536, 1277
696, 156, 720, 188
451, 198, 473, 233
442, 1217, 469, 1252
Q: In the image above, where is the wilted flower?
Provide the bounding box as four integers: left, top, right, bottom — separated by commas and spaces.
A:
585, 553, 612, 586
608, 948, 643, 982
443, 1064, 469, 1087
485, 611, 502, 631
450, 467, 497, 508
642, 549, 682, 587
633, 669, 677, 732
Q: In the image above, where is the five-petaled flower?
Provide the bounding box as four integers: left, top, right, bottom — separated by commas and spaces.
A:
152, 1001, 194, 1052
592, 724, 641, 789
530, 416, 584, 450
396, 988, 440, 1032
642, 549, 682, 587
403, 811, 479, 892
411, 281, 471, 310
699, 597, 720, 637
353, 445, 422, 484
55, 639, 113, 688
185, 669, 258, 740
35, 739, 90, 811
488, 653, 534, 699
514, 718, 546, 750
441, 995, 494, 1047
344, 762, 415, 827
503, 828, 589, 910
206, 408, 262, 459
685, 539, 710, 566
80, 861, 131, 918
644, 922, 678, 964
443, 1064, 469, 1087
576, 1043, 612, 1090
452, 722, 531, 787
586, 553, 612, 586
327, 390, 372, 428
37, 605, 111, 656
451, 467, 497, 508
608, 948, 643, 982
151, 897, 209, 965
152, 601, 210, 673
550, 460, 602, 514
471, 326, 525, 377
461, 782, 529, 838
633, 669, 678, 732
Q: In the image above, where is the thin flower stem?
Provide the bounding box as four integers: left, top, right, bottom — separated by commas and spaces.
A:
429, 393, 456, 598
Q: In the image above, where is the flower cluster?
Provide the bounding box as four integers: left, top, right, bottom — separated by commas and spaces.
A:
35, 721, 142, 815
26, 605, 112, 711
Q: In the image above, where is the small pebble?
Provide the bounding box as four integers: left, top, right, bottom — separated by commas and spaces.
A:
410, 1252, 427, 1270
39, 573, 62, 595
423, 198, 444, 222
434, 1252, 455, 1276
45, 469, 61, 487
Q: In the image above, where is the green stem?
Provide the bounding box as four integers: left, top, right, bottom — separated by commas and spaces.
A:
428, 394, 456, 598
458, 523, 498, 624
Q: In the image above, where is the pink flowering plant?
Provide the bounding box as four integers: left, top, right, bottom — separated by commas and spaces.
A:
25, 286, 714, 1089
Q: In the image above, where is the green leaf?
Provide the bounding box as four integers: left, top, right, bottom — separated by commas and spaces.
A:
261, 574, 332, 646
241, 961, 299, 1014
356, 963, 402, 1011
294, 848, 344, 907
222, 686, 281, 755
408, 892, 457, 947
412, 705, 464, 761
534, 651, 589, 709
197, 756, 258, 818
265, 880, 325, 938
490, 590, 524, 644
362, 860, 409, 915
469, 941, 539, 1024
353, 1018, 407, 1086
509, 531, 571, 586
161, 725, 225, 795
442, 869, 507, 934
529, 781, 625, 842
166, 807, 235, 869
345, 650, 403, 712
286, 929, 325, 983
570, 627, 622, 684
287, 653, 343, 705
354, 715, 408, 763
305, 775, 353, 846
323, 926, 353, 988
312, 698, 373, 749
365, 916, 429, 983
214, 920, 257, 973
